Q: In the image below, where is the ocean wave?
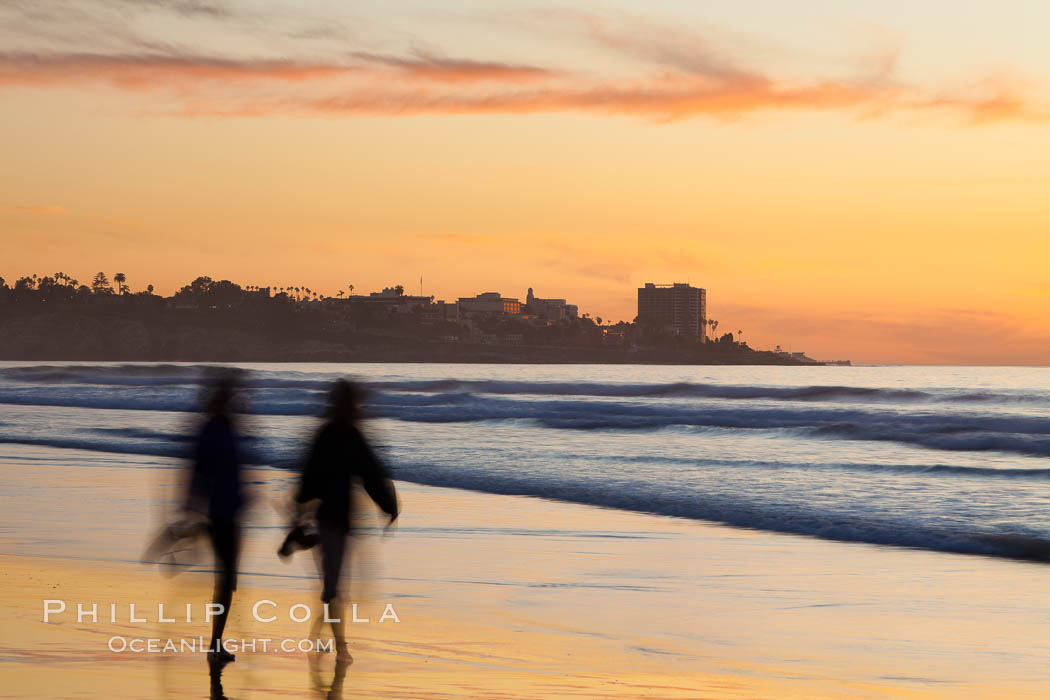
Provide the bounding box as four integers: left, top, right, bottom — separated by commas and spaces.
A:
0, 386, 321, 415
0, 435, 189, 460
3, 429, 1048, 562
3, 364, 1048, 405
372, 379, 936, 402
562, 453, 1050, 479
2, 385, 1050, 458
369, 457, 1050, 563
0, 364, 335, 391
369, 379, 1049, 404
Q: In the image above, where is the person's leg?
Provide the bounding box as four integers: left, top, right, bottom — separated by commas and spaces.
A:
319, 525, 348, 656
208, 519, 239, 657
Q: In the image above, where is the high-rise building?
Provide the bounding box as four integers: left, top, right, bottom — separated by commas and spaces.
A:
637, 283, 707, 341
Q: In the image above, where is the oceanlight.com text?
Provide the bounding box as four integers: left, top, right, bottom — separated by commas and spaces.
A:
107, 637, 334, 654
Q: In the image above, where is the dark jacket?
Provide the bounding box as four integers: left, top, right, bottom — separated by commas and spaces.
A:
296, 422, 398, 531
187, 414, 244, 520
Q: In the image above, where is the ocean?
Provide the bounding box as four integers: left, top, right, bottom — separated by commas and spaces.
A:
1, 361, 1047, 564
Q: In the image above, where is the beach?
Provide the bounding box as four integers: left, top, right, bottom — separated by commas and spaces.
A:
2, 442, 1049, 698
7, 0, 1050, 694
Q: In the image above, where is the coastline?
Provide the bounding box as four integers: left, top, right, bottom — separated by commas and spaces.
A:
2, 445, 1048, 697
0, 344, 823, 365
0, 310, 827, 364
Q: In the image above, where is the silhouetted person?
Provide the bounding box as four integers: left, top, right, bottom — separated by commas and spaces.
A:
186, 371, 245, 665
292, 379, 398, 661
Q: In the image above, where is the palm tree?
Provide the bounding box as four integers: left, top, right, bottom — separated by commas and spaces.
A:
114, 272, 127, 294
147, 284, 154, 294
348, 284, 354, 297
394, 284, 404, 296
337, 290, 345, 298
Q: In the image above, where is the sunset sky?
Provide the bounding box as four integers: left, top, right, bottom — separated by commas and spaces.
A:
2, 0, 1049, 364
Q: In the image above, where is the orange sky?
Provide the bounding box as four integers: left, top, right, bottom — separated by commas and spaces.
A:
2, 1, 1049, 364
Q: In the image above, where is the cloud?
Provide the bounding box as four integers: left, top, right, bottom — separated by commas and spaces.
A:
5, 49, 1040, 126
301, 74, 894, 120
0, 48, 556, 90
0, 6, 1046, 125
351, 50, 555, 83
93, 0, 234, 19
0, 52, 356, 87
528, 7, 765, 84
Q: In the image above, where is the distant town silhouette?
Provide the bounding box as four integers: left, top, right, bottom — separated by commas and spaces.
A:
0, 272, 834, 364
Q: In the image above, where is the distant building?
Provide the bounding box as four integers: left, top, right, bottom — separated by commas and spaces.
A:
418, 300, 458, 325
524, 287, 578, 321
637, 283, 707, 341
457, 292, 521, 318
347, 288, 433, 313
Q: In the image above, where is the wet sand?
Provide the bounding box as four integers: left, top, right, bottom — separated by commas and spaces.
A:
1, 445, 1048, 698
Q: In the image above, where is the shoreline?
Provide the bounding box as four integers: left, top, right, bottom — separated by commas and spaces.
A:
2, 446, 1050, 697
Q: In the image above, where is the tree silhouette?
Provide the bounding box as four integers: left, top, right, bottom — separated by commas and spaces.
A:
91, 272, 113, 295
394, 285, 404, 296
114, 272, 127, 294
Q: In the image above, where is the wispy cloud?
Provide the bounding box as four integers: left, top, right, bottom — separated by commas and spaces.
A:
0, 52, 356, 87
351, 50, 556, 83
0, 4, 1046, 125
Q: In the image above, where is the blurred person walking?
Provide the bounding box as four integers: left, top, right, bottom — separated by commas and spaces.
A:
287, 379, 398, 662
185, 371, 247, 666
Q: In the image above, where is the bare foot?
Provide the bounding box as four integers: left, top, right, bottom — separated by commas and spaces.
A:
335, 643, 353, 663
208, 648, 236, 665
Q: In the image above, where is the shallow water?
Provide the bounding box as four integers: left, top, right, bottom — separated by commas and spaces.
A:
3, 446, 1050, 697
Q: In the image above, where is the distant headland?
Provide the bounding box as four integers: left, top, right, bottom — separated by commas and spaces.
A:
0, 272, 847, 365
